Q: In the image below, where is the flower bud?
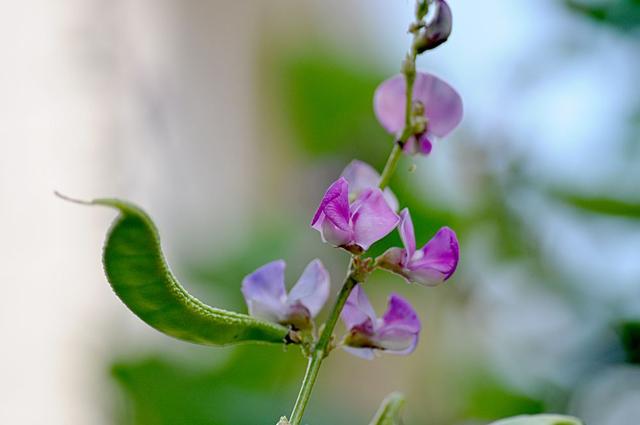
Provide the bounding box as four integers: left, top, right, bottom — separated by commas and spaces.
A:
414, 0, 452, 53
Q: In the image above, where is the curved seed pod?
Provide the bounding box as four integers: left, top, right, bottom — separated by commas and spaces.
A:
61, 194, 292, 346
490, 414, 583, 425
369, 392, 406, 425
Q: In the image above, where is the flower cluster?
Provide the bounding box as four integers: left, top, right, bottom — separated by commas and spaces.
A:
243, 162, 458, 358
241, 0, 461, 360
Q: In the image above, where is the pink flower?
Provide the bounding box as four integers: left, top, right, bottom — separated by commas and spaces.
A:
374, 72, 463, 155
341, 285, 420, 359
311, 177, 399, 252
379, 208, 459, 286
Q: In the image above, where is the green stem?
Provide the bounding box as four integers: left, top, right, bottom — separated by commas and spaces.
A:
378, 144, 403, 190
289, 269, 359, 425
378, 48, 417, 191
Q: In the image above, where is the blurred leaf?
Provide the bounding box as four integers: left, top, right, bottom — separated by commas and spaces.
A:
554, 192, 640, 219
368, 392, 406, 425
618, 320, 640, 364
112, 345, 305, 425
277, 48, 391, 164
565, 0, 640, 31
464, 376, 544, 420
73, 196, 291, 346
489, 414, 582, 425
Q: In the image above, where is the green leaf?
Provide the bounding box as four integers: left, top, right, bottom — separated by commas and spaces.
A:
62, 194, 291, 346
489, 414, 583, 425
555, 192, 640, 219
368, 392, 406, 425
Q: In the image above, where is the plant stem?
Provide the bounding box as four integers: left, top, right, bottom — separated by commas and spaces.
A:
378, 144, 403, 190
288, 268, 359, 425
378, 47, 418, 191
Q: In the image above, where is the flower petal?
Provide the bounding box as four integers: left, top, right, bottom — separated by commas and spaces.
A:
341, 160, 381, 195
350, 188, 400, 250
417, 133, 433, 155
374, 72, 463, 139
287, 259, 330, 318
342, 346, 376, 360
320, 219, 353, 247
341, 160, 399, 211
341, 284, 377, 331
374, 74, 407, 134
375, 294, 421, 355
412, 72, 463, 138
241, 260, 287, 322
311, 177, 350, 230
398, 209, 416, 259
312, 178, 353, 246
409, 227, 459, 286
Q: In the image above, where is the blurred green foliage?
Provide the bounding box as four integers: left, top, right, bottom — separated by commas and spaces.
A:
277, 49, 391, 166
554, 192, 640, 219
463, 377, 544, 420
565, 0, 640, 31
112, 346, 304, 425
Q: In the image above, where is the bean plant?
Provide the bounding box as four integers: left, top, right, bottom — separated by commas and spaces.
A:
60, 2, 583, 424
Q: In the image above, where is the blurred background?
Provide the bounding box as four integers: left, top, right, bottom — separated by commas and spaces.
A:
1, 0, 639, 424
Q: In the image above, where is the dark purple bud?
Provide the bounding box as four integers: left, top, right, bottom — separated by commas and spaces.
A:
414, 0, 452, 53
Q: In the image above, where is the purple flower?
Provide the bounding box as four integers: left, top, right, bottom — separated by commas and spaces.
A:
374, 72, 463, 155
379, 208, 459, 286
341, 160, 399, 211
340, 285, 420, 359
241, 259, 330, 330
311, 177, 399, 252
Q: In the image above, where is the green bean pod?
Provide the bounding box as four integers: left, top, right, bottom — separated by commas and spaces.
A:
79, 197, 291, 346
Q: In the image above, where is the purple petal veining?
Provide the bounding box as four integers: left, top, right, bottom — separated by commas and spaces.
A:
312, 177, 399, 251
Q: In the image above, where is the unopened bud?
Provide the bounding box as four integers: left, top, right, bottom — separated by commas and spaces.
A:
414, 0, 452, 53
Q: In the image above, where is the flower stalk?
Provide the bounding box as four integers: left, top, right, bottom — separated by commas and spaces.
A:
287, 8, 429, 425
377, 29, 420, 190
284, 2, 463, 423
289, 265, 360, 425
